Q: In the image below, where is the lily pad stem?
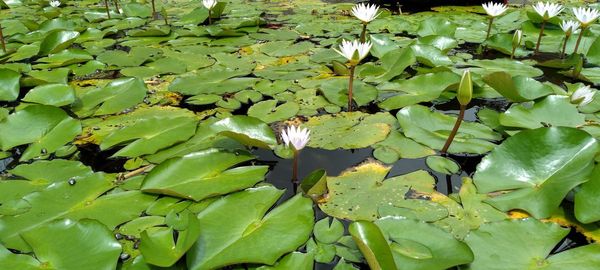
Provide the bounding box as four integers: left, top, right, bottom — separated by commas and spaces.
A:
560, 34, 570, 58
360, 23, 367, 43
534, 20, 546, 54
441, 104, 466, 154
0, 24, 6, 53
348, 65, 356, 112
573, 26, 586, 54
208, 9, 212, 25
485, 17, 494, 40
104, 0, 111, 19
118, 165, 155, 181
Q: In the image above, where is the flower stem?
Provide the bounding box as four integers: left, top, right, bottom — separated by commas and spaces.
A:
113, 0, 120, 14
360, 23, 367, 43
292, 150, 299, 190
0, 24, 6, 53
561, 34, 570, 58
485, 17, 494, 41
441, 104, 466, 154
573, 26, 586, 54
534, 20, 546, 54
511, 46, 516, 59
208, 9, 212, 25
104, 0, 111, 19
348, 65, 356, 112
151, 0, 157, 19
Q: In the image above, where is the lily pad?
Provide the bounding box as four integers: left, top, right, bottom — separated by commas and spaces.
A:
0, 68, 21, 102
473, 127, 599, 218
499, 95, 586, 129
186, 186, 314, 270
483, 72, 553, 102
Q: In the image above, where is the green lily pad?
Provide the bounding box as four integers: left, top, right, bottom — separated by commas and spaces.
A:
378, 71, 460, 110
372, 130, 435, 163
425, 156, 460, 175
0, 105, 81, 161
320, 77, 377, 108
210, 116, 277, 149
473, 127, 599, 218
318, 161, 447, 221
397, 105, 501, 154
38, 30, 80, 56
499, 95, 586, 129
186, 186, 314, 270
465, 219, 600, 270
575, 164, 600, 223
467, 59, 544, 77
73, 77, 147, 117
483, 72, 553, 102
141, 149, 268, 201
247, 100, 299, 123
0, 68, 21, 101
22, 219, 121, 270
376, 217, 473, 270
304, 112, 397, 150
22, 84, 75, 106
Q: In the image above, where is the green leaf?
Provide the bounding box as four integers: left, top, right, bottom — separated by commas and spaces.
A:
467, 59, 544, 77
306, 238, 336, 263
247, 100, 299, 123
22, 84, 75, 106
397, 105, 501, 154
304, 112, 397, 150
254, 252, 314, 270
186, 187, 314, 270
363, 48, 415, 83
141, 149, 268, 201
348, 220, 397, 270
318, 161, 446, 221
483, 72, 554, 102
99, 115, 197, 157
372, 130, 435, 163
0, 244, 41, 270
473, 127, 599, 218
140, 211, 201, 267
416, 18, 456, 37
22, 219, 121, 270
0, 173, 113, 251
313, 217, 344, 244
9, 159, 93, 183
499, 95, 586, 130
465, 219, 600, 270
38, 30, 80, 56
378, 71, 460, 110
0, 105, 81, 161
0, 68, 21, 102
210, 116, 277, 149
320, 77, 377, 108
376, 217, 474, 270
575, 164, 600, 223
73, 77, 147, 117
425, 156, 459, 175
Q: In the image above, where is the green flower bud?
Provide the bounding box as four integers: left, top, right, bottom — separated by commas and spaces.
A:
457, 70, 472, 106
512, 30, 522, 49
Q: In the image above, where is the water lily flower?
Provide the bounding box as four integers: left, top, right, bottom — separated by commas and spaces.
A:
482, 2, 508, 40
511, 30, 522, 59
333, 39, 371, 112
333, 39, 372, 66
482, 2, 508, 17
560, 20, 580, 34
532, 2, 563, 54
351, 3, 380, 42
352, 3, 380, 23
202, 0, 218, 24
202, 0, 217, 10
572, 7, 600, 54
281, 125, 310, 151
559, 20, 579, 57
49, 0, 60, 7
572, 7, 600, 26
571, 85, 595, 106
441, 69, 472, 154
532, 2, 563, 20
281, 125, 310, 187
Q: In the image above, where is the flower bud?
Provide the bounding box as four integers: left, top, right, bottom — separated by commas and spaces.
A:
457, 70, 473, 106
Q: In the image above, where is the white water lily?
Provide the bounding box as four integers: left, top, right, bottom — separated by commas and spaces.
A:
281, 126, 310, 151
572, 7, 600, 26
482, 2, 508, 17
333, 39, 372, 65
572, 85, 595, 106
560, 20, 580, 35
351, 3, 380, 23
202, 0, 217, 10
532, 2, 563, 20
49, 0, 60, 7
